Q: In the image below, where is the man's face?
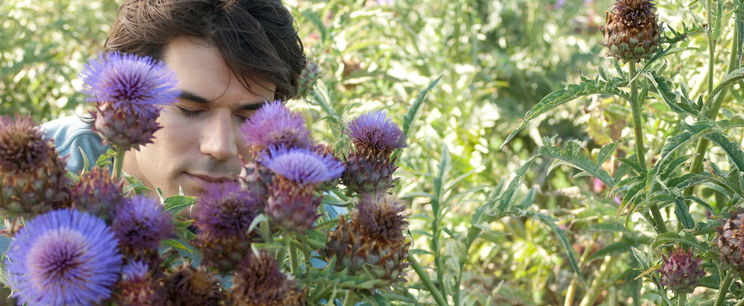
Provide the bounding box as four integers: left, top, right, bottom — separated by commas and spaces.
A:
123, 36, 275, 196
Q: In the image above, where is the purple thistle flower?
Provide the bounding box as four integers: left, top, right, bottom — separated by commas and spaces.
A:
111, 195, 173, 254
194, 182, 260, 238
80, 52, 179, 106
240, 101, 312, 150
5, 209, 122, 306
346, 111, 406, 156
260, 146, 344, 186
122, 261, 149, 282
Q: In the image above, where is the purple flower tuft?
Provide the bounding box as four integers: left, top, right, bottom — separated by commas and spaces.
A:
240, 101, 312, 149
122, 261, 149, 282
194, 181, 260, 238
5, 209, 122, 306
80, 52, 179, 106
346, 111, 406, 155
260, 146, 344, 186
111, 195, 173, 252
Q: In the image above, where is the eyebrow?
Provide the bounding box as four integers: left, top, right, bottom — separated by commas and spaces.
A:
177, 90, 267, 111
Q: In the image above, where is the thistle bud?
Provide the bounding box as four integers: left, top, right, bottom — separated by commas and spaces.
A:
323, 195, 410, 287
163, 264, 224, 305
718, 210, 744, 273
71, 167, 125, 220
230, 251, 306, 305
297, 61, 320, 98
602, 0, 661, 62
0, 116, 71, 219
659, 248, 705, 293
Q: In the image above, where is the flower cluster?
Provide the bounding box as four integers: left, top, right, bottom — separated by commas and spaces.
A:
0, 52, 413, 305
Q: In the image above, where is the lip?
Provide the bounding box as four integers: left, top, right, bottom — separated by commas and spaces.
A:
186, 173, 237, 184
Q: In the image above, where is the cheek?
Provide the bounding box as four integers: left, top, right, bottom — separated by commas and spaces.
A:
152, 109, 199, 159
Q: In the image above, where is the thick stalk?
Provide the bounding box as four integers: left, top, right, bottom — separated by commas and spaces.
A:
685, 9, 739, 196
564, 234, 598, 306
715, 271, 734, 306
287, 237, 298, 275
579, 255, 615, 306
677, 293, 687, 306
629, 61, 666, 233
408, 255, 448, 306
113, 146, 125, 180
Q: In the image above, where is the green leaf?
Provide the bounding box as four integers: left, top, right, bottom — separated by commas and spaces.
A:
539, 138, 614, 187
659, 122, 713, 158
674, 198, 695, 230
646, 72, 699, 116
402, 76, 441, 139
709, 67, 744, 105
163, 195, 196, 214
705, 132, 744, 171
597, 142, 618, 165
497, 155, 537, 212
532, 212, 588, 287
501, 78, 627, 147
161, 239, 193, 252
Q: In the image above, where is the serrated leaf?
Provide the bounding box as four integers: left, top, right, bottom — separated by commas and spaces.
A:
709, 67, 744, 106
497, 155, 537, 212
502, 79, 627, 147
532, 212, 587, 286
598, 142, 618, 165
163, 195, 196, 214
402, 76, 441, 139
646, 72, 699, 116
705, 132, 744, 171
674, 198, 695, 229
539, 139, 614, 187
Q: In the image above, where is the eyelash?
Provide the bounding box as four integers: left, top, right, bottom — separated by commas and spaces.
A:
176, 106, 203, 117
177, 106, 249, 122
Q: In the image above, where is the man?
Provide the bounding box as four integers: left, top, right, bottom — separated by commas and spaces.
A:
43, 0, 312, 198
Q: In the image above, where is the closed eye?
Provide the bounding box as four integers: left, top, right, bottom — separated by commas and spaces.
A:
176, 106, 204, 117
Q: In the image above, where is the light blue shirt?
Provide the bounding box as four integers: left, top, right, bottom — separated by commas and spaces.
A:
41, 115, 110, 175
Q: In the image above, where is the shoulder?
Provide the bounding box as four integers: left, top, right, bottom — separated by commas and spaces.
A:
41, 115, 110, 174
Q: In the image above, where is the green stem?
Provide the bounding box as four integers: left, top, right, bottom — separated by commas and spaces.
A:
628, 61, 666, 233
579, 255, 615, 306
564, 234, 598, 306
112, 146, 125, 181
408, 254, 448, 306
685, 8, 739, 197
431, 204, 445, 297
715, 271, 734, 306
677, 292, 687, 306
287, 236, 298, 275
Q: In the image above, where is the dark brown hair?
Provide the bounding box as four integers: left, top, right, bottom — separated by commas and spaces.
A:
104, 0, 305, 100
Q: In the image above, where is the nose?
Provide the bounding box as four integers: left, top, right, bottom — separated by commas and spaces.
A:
200, 110, 239, 161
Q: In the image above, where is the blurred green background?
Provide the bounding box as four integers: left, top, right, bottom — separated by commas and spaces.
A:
3, 0, 702, 304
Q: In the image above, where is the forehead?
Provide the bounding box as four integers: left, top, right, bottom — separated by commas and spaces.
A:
162, 36, 275, 103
